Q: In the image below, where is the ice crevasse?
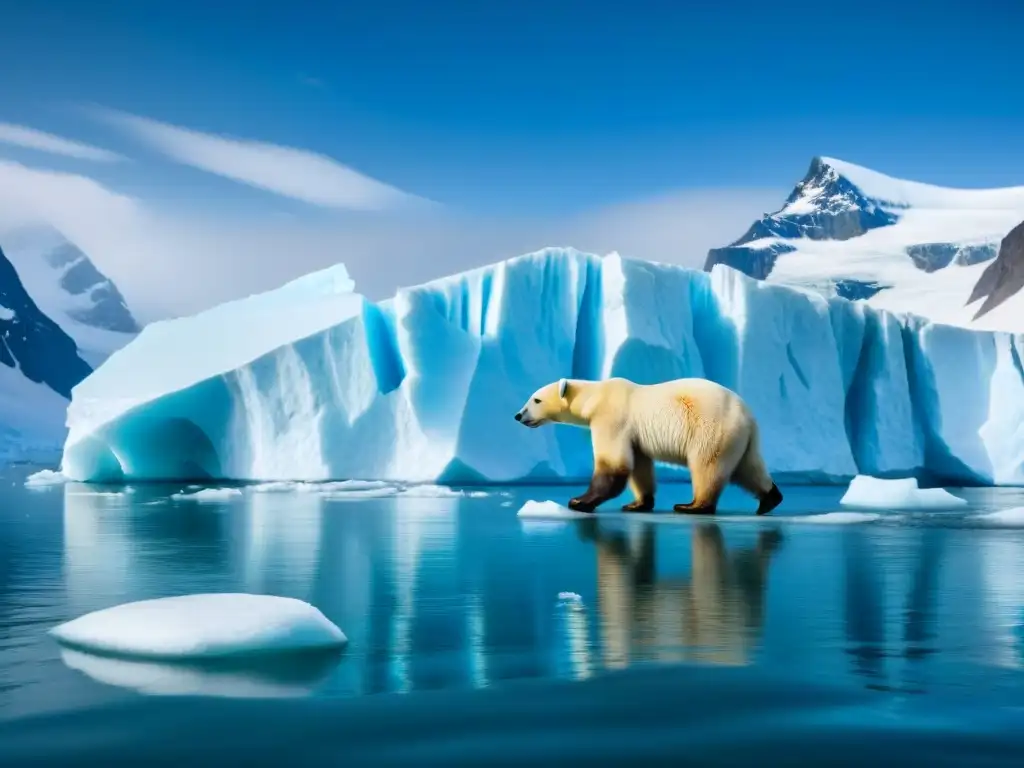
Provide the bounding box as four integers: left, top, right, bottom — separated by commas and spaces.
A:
60, 248, 1024, 486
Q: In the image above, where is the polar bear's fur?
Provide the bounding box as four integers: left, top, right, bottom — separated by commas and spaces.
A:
514, 376, 782, 515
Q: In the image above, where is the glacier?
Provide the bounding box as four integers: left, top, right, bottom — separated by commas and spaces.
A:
60, 248, 1024, 486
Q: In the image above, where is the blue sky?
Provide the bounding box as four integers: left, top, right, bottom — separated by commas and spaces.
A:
0, 0, 1022, 318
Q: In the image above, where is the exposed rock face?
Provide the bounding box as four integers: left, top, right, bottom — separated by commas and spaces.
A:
43, 241, 140, 334
968, 220, 1024, 321
0, 244, 93, 398
703, 157, 900, 278
905, 242, 998, 273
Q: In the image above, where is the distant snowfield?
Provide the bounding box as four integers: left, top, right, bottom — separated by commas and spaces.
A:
768, 225, 1021, 332
762, 157, 1024, 331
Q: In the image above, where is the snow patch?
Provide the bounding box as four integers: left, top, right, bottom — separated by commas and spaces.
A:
0, 306, 14, 321
50, 594, 348, 660
839, 476, 967, 510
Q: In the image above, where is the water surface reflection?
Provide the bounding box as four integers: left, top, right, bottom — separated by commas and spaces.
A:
580, 519, 782, 669
3, 468, 1024, 719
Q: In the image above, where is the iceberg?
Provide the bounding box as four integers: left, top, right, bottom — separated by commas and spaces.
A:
60, 248, 1024, 486
50, 594, 348, 660
839, 475, 968, 510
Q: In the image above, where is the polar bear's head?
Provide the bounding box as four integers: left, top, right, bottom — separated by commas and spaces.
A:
514, 378, 573, 428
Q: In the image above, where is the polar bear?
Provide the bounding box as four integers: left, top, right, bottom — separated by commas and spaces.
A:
514, 376, 782, 515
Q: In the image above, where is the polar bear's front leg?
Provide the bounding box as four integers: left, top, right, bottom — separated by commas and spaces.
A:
568, 420, 632, 513
568, 459, 630, 512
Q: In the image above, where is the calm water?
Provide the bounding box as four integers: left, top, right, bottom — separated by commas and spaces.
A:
3, 462, 1024, 762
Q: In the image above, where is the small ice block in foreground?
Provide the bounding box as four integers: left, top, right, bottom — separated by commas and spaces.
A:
517, 500, 592, 519
50, 594, 348, 660
839, 475, 967, 510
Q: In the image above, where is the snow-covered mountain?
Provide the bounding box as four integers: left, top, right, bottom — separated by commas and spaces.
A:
0, 226, 139, 367
705, 157, 1024, 331
0, 243, 94, 460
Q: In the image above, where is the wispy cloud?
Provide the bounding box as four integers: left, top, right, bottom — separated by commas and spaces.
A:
0, 122, 124, 162
0, 159, 139, 236
92, 108, 428, 212
0, 158, 775, 325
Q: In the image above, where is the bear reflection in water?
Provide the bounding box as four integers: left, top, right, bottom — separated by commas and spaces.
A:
578, 520, 782, 668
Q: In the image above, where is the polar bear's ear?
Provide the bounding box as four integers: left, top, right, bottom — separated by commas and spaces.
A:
557, 378, 568, 399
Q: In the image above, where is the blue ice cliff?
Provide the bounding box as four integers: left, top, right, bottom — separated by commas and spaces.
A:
60, 248, 1024, 486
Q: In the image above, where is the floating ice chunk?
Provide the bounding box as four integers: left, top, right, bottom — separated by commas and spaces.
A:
25, 469, 68, 487
248, 480, 490, 500
171, 488, 243, 502
50, 594, 348, 660
399, 484, 489, 499
839, 475, 967, 510
517, 500, 591, 519
248, 480, 384, 494
790, 511, 882, 525
320, 484, 401, 500
974, 507, 1024, 526
249, 481, 309, 493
